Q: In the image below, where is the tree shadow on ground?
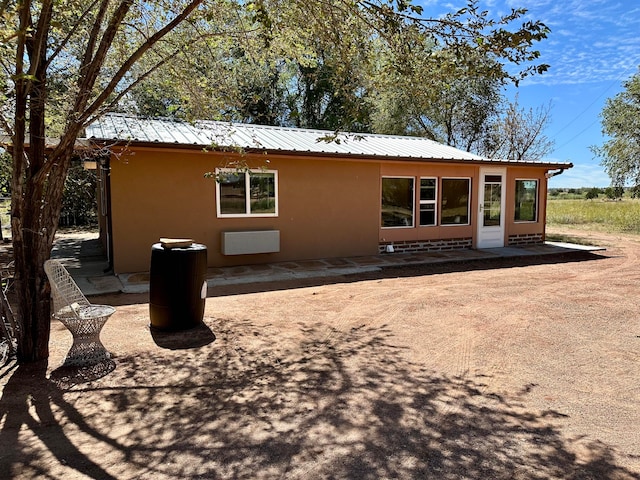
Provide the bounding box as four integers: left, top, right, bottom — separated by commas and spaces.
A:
0, 361, 119, 479
0, 318, 637, 479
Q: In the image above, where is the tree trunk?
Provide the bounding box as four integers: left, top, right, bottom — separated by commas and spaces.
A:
8, 0, 204, 362
12, 0, 61, 362
13, 233, 53, 362
12, 146, 72, 362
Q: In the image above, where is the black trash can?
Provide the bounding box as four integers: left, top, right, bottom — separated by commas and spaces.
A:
149, 242, 208, 331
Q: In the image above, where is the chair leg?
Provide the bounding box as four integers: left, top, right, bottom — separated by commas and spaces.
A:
61, 316, 111, 367
63, 336, 110, 366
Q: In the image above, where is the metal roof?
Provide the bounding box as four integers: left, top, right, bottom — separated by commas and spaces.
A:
85, 114, 572, 168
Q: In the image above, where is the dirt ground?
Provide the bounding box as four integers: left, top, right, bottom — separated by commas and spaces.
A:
1, 228, 639, 479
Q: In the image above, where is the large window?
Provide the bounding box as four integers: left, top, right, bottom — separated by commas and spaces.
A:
381, 177, 414, 227
515, 179, 538, 222
419, 178, 437, 226
216, 169, 277, 217
441, 178, 470, 225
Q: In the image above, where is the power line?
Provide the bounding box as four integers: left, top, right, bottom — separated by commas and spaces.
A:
551, 61, 640, 149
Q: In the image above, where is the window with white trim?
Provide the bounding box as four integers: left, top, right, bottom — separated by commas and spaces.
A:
441, 178, 471, 225
419, 177, 437, 226
514, 179, 538, 222
216, 169, 278, 217
381, 177, 414, 228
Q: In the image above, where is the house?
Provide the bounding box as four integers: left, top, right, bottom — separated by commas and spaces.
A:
85, 114, 572, 274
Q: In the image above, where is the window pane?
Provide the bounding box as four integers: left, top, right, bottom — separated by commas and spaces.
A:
219, 173, 246, 214
420, 204, 436, 226
250, 173, 276, 214
381, 178, 414, 227
483, 183, 501, 227
441, 179, 470, 225
515, 180, 538, 221
420, 178, 436, 201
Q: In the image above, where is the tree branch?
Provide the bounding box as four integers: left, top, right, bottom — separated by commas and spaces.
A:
81, 0, 111, 71
74, 0, 135, 116
97, 45, 187, 119
45, 0, 102, 70
80, 0, 204, 124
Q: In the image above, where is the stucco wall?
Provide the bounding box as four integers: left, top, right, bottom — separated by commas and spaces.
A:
108, 147, 552, 273
109, 148, 381, 273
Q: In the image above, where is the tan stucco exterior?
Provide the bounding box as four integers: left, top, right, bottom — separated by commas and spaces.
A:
505, 166, 550, 241
105, 147, 556, 274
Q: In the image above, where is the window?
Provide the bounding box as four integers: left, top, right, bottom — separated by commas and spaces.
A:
441, 178, 470, 225
381, 177, 414, 227
216, 169, 277, 217
515, 179, 538, 222
419, 177, 437, 226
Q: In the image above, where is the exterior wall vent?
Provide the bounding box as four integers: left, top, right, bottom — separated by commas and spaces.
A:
221, 230, 280, 255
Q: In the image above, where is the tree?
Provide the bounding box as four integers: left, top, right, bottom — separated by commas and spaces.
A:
60, 161, 98, 227
369, 40, 505, 148
584, 187, 600, 200
604, 186, 624, 201
2, 0, 207, 362
480, 95, 554, 160
127, 0, 551, 135
592, 69, 640, 188
1, 0, 550, 363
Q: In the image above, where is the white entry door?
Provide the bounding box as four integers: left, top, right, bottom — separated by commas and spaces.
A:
477, 168, 506, 248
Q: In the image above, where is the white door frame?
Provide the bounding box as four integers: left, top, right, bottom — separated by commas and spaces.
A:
477, 167, 506, 249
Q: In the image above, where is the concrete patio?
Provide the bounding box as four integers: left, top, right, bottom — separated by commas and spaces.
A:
51, 230, 605, 296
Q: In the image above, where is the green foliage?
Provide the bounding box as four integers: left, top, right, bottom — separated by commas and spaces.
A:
0, 151, 10, 196
548, 187, 610, 200
547, 198, 640, 234
4, 0, 213, 362
592, 68, 640, 188
59, 162, 97, 227
126, 0, 551, 141
604, 186, 624, 201
584, 187, 600, 200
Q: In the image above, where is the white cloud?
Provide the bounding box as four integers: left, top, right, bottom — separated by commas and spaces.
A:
548, 162, 610, 188
417, 0, 640, 87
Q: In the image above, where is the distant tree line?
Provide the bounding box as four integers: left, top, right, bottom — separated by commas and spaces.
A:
548, 186, 640, 200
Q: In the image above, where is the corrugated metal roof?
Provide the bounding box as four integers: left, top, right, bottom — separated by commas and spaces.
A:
85, 114, 572, 168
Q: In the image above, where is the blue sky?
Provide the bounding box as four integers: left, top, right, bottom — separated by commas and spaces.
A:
418, 0, 640, 188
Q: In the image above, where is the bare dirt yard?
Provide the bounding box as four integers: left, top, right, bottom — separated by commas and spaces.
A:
1, 228, 639, 479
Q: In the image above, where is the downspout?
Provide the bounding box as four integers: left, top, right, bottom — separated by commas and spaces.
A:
545, 168, 567, 179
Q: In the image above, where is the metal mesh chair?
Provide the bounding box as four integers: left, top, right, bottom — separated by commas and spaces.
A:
44, 259, 115, 366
